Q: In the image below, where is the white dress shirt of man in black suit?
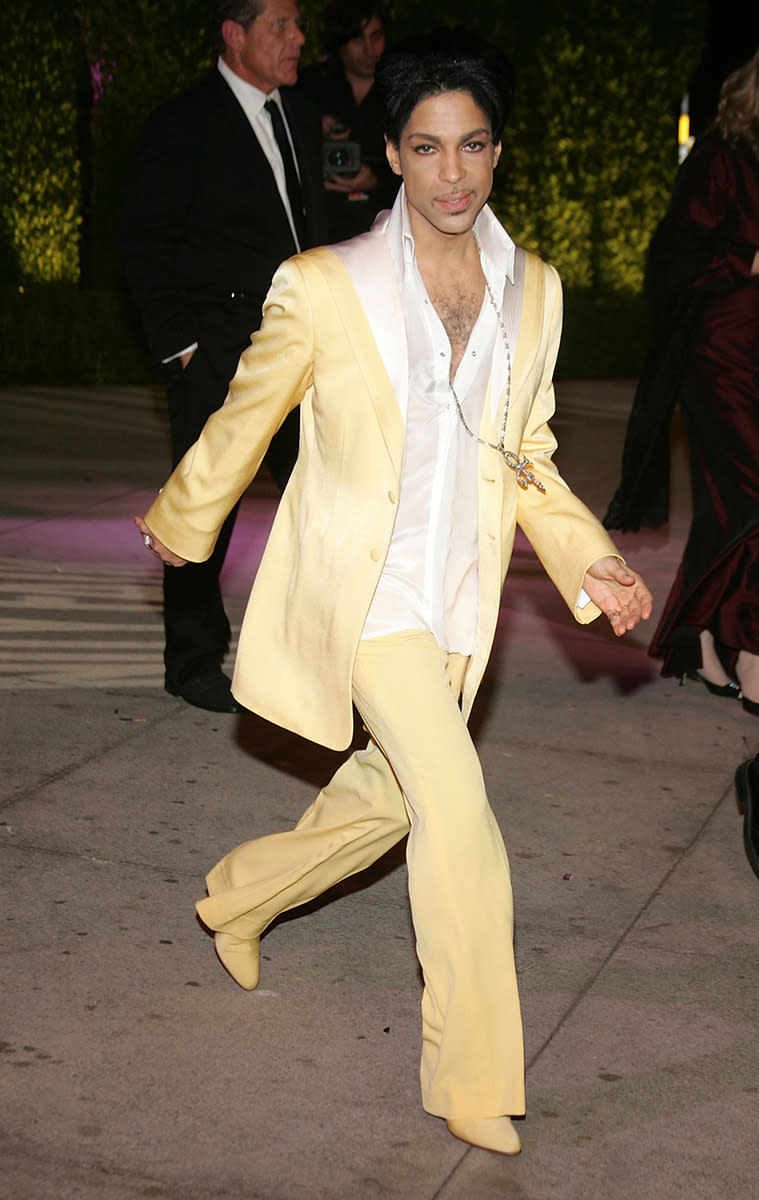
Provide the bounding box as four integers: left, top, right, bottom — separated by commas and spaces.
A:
122, 0, 327, 714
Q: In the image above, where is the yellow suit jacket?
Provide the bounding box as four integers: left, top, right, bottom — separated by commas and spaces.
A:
146, 235, 619, 751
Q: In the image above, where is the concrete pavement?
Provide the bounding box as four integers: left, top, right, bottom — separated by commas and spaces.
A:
1, 382, 757, 1200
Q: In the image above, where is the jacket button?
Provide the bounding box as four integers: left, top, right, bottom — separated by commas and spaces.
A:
370, 548, 381, 562
387, 490, 396, 504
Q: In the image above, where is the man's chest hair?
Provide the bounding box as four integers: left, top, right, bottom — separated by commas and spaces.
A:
426, 282, 485, 378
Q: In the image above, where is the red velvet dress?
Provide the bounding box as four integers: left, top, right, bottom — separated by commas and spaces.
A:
650, 135, 759, 676
606, 134, 759, 678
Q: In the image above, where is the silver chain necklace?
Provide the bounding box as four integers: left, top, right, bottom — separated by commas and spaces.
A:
449, 234, 545, 493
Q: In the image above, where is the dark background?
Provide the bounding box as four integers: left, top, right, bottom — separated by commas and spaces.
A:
690, 0, 759, 132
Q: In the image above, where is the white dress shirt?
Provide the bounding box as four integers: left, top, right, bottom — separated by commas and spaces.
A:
361, 194, 517, 654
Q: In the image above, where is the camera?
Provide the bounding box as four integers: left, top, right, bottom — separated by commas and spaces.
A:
322, 141, 361, 176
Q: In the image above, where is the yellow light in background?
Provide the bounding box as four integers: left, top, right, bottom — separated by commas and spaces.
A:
678, 93, 694, 164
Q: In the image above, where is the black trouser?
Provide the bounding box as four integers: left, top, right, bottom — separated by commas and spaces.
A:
161, 343, 299, 690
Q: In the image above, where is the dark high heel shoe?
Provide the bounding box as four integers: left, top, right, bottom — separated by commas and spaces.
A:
683, 672, 741, 699
741, 696, 759, 717
735, 757, 759, 879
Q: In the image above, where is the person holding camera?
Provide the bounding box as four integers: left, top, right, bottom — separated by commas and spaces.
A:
299, 0, 399, 240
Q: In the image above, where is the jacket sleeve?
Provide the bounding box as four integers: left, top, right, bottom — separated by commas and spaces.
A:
121, 102, 201, 363
514, 262, 621, 622
144, 258, 314, 560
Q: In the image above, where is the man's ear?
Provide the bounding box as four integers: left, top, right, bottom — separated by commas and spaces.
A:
221, 18, 244, 56
385, 135, 402, 177
493, 140, 502, 169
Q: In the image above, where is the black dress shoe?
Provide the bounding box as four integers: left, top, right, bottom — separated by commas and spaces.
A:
166, 669, 240, 713
734, 756, 759, 880
683, 672, 741, 699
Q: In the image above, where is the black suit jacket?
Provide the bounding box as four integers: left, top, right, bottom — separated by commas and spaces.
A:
122, 70, 327, 378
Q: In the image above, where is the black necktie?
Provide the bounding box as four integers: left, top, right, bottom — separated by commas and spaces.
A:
264, 98, 306, 249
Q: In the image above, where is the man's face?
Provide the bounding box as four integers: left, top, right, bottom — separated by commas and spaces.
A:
386, 90, 501, 245
224, 0, 305, 93
338, 15, 385, 80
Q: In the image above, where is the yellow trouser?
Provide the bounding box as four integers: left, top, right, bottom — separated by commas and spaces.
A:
196, 630, 524, 1118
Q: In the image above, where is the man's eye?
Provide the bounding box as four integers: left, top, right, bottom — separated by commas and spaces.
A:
413, 144, 434, 154
465, 141, 486, 152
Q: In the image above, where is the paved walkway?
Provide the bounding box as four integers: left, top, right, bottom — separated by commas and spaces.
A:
1, 384, 757, 1200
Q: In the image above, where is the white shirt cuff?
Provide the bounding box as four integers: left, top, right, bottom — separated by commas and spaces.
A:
161, 342, 198, 364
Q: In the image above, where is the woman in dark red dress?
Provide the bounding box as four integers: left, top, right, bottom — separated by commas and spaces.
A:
606, 49, 759, 713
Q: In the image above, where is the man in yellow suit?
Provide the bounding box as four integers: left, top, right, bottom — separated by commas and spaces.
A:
137, 29, 652, 1156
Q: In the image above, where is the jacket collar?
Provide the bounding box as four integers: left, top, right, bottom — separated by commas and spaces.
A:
217, 56, 282, 119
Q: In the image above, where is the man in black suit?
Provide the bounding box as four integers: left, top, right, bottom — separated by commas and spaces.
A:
122, 0, 326, 713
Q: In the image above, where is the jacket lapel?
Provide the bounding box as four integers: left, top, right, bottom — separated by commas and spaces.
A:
481, 247, 543, 444
324, 237, 406, 475
281, 90, 326, 247
511, 250, 544, 400
214, 73, 299, 254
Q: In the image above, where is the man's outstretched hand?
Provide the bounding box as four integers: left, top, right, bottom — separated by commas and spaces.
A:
583, 555, 653, 636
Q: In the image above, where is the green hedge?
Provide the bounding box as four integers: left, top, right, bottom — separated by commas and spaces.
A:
0, 284, 151, 386
0, 0, 82, 284
556, 289, 649, 379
